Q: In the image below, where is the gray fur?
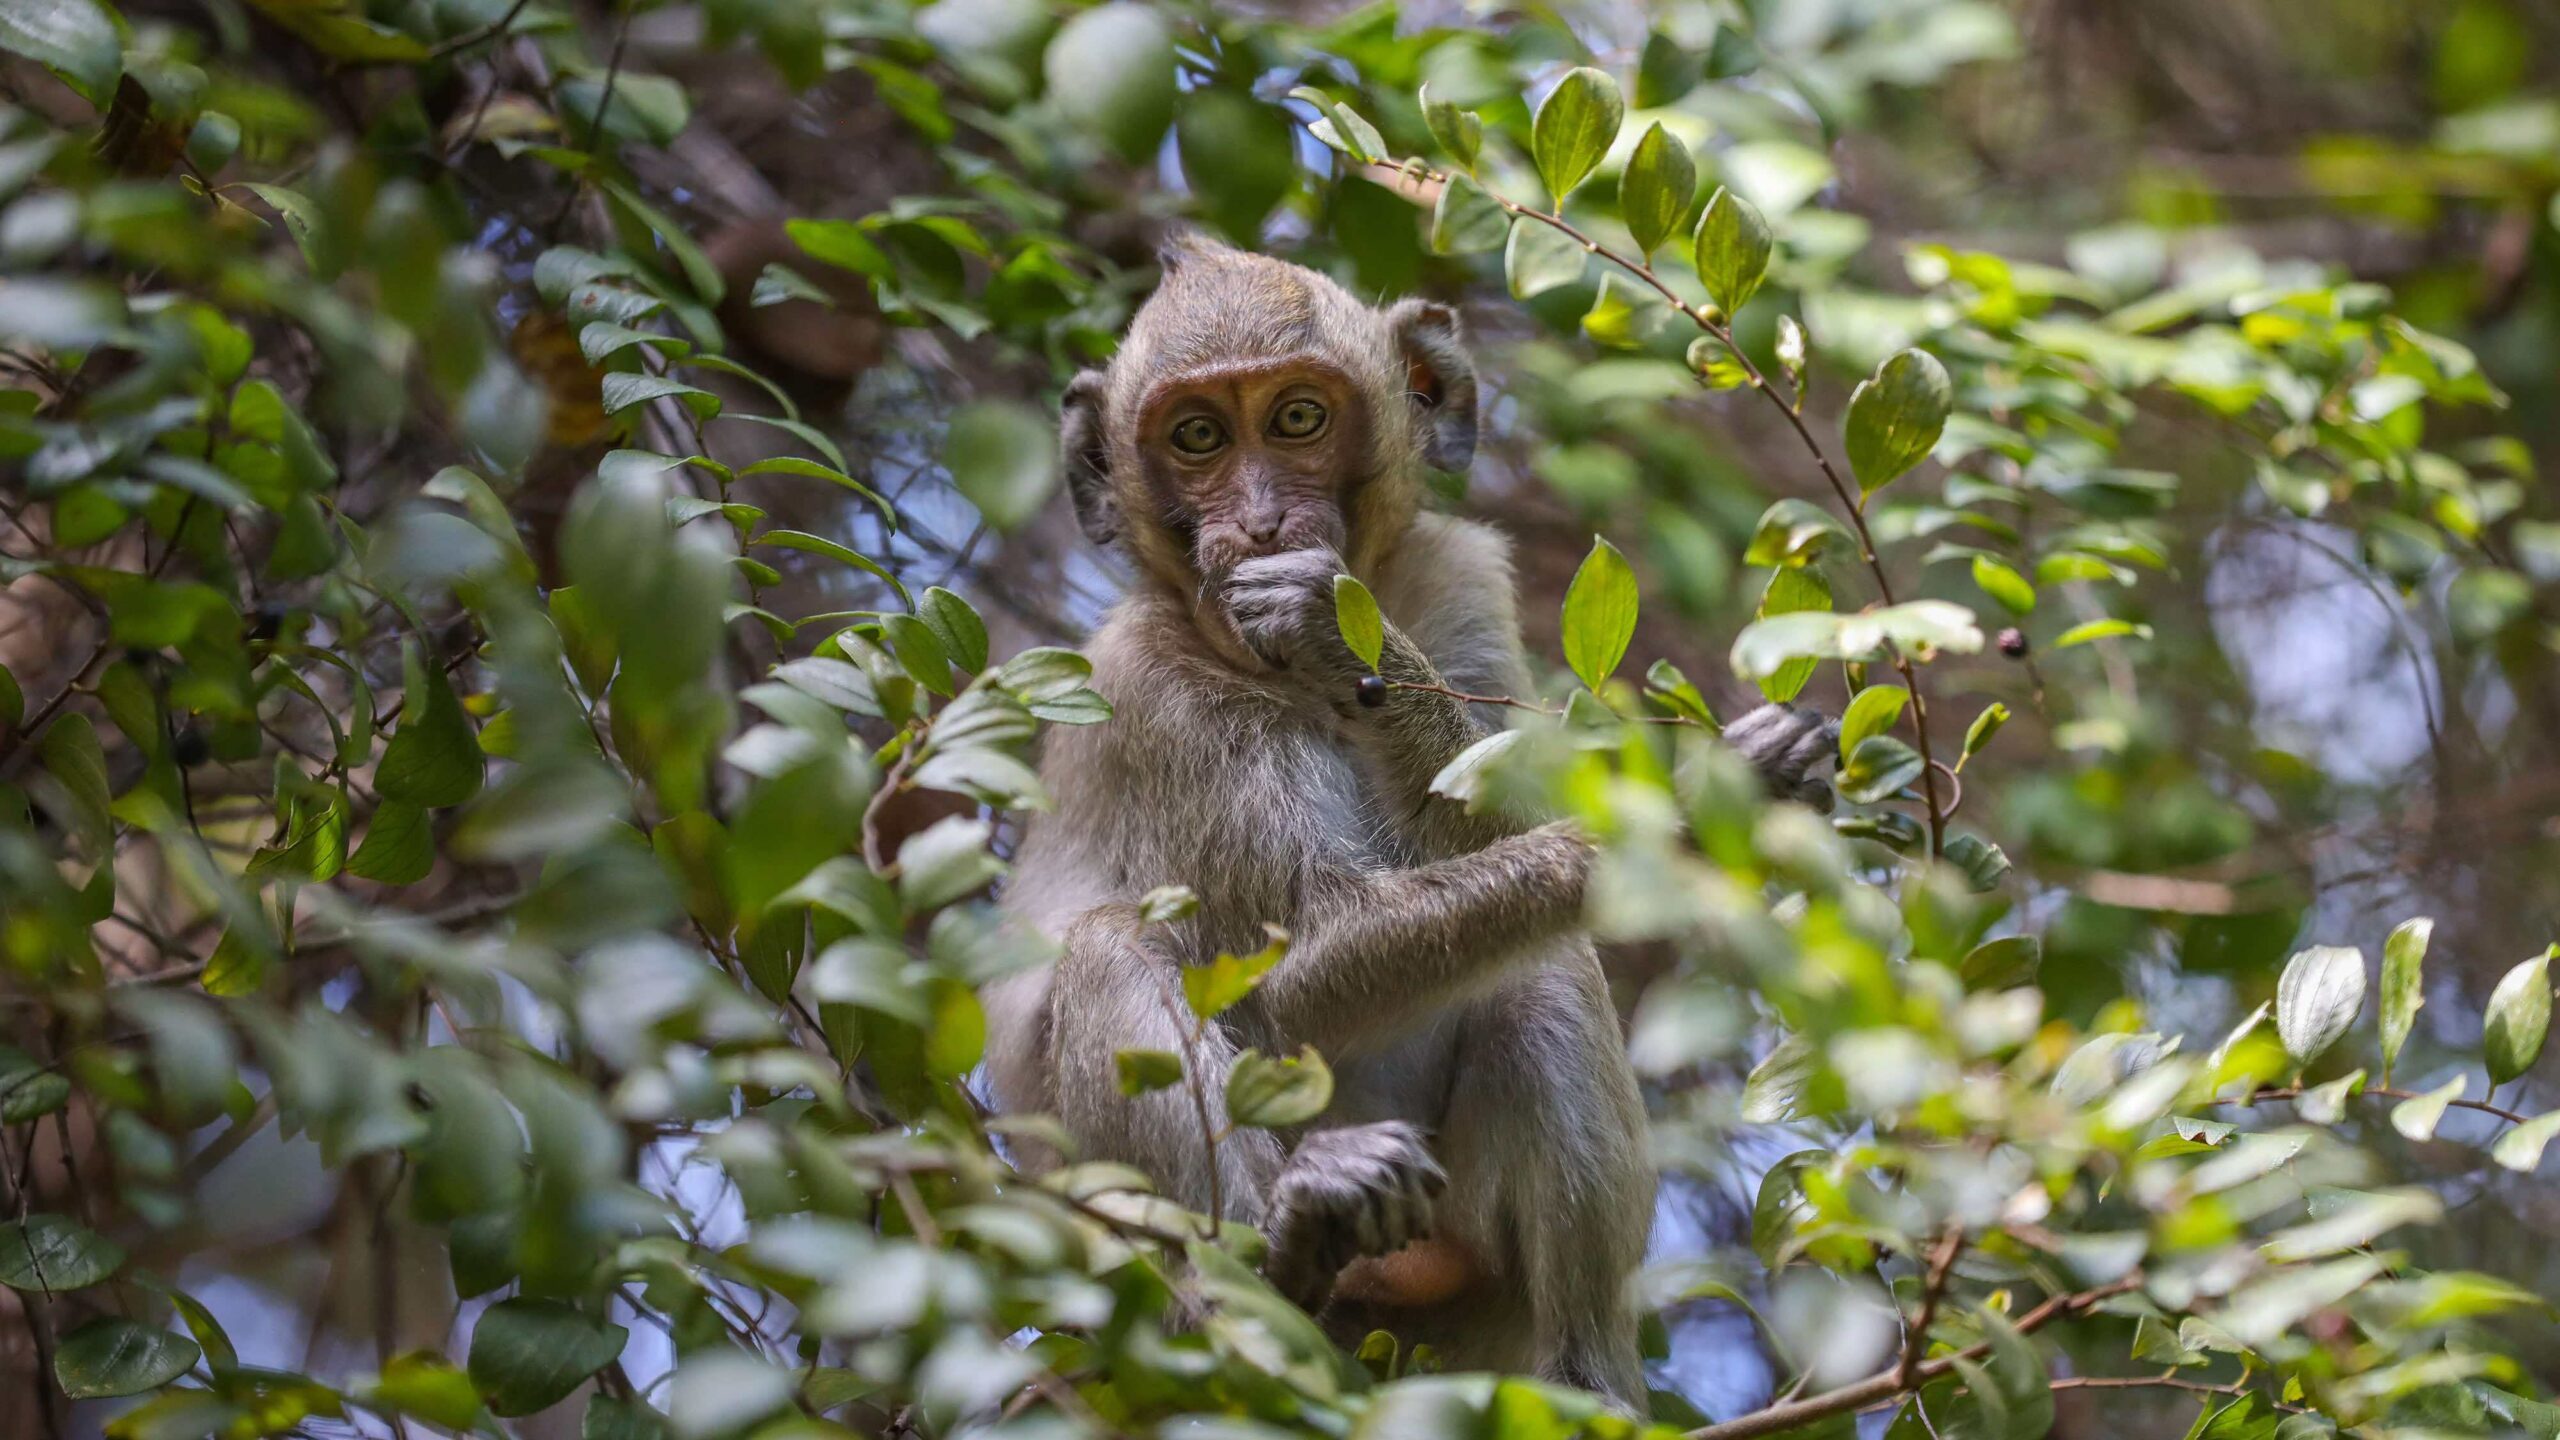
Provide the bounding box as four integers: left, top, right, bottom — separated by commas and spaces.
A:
992, 242, 1819, 1407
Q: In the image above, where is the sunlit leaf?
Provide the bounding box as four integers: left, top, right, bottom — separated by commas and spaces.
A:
1530, 66, 1622, 203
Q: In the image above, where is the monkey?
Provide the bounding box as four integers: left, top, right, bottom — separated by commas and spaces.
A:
982, 233, 1836, 1407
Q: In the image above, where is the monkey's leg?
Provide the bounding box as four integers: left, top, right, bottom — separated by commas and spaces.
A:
1047, 906, 1287, 1222
1433, 953, 1652, 1407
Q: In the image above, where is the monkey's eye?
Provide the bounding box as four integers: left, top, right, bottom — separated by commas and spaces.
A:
1169, 416, 1227, 456
1270, 399, 1328, 440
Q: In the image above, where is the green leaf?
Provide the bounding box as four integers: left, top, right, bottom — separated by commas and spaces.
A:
1418, 83, 1480, 170
371, 1352, 484, 1428
376, 648, 484, 808
1044, 3, 1175, 163
2262, 1187, 2438, 1262
1138, 885, 1197, 923
1844, 349, 1952, 497
1504, 218, 1587, 300
1838, 735, 1924, 806
1115, 1048, 1183, 1096
1581, 274, 1657, 350
1970, 554, 2036, 615
2389, 1074, 2465, 1141
918, 587, 988, 673
1691, 187, 1772, 316
2483, 949, 2552, 1085
895, 815, 1001, 911
53, 1318, 200, 1399
1743, 498, 1851, 568
585, 1395, 672, 1440
38, 711, 111, 851
348, 800, 434, 885
2054, 617, 2152, 648
1945, 832, 2010, 891
1530, 66, 1622, 203
1288, 85, 1385, 164
1960, 936, 2041, 990
599, 372, 719, 420
1183, 930, 1286, 1020
737, 456, 895, 528
1226, 1044, 1334, 1129
1333, 574, 1384, 672
772, 656, 880, 716
1642, 659, 1717, 729
2380, 917, 2430, 1083
467, 1299, 629, 1418
1961, 703, 2009, 768
2276, 944, 2366, 1067
1429, 171, 1511, 255
945, 399, 1054, 531
0, 1213, 123, 1291
1560, 537, 1638, 692
0, 1047, 69, 1122
754, 530, 911, 608
925, 978, 986, 1076
1837, 685, 1909, 761
1618, 122, 1695, 258
0, 0, 121, 102
880, 613, 954, 696
2492, 1110, 2560, 1172
1747, 565, 1831, 703
1740, 1035, 1815, 1123
784, 218, 891, 278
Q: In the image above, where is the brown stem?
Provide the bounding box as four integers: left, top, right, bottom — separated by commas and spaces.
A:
424, 0, 533, 59
1381, 678, 1691, 724
1353, 153, 1949, 853
1898, 1226, 1966, 1389
2235, 1084, 2533, 1129
1685, 1276, 2141, 1440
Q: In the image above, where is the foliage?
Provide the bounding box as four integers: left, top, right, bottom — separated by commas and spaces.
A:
1, 1, 2557, 1439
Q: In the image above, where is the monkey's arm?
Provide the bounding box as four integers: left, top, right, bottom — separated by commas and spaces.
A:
1248, 821, 1591, 1056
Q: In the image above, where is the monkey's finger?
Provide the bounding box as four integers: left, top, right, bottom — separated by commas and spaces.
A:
1351, 1189, 1387, 1257
1781, 717, 1839, 781
1374, 1186, 1411, 1253
1400, 1165, 1440, 1238
1722, 704, 1785, 750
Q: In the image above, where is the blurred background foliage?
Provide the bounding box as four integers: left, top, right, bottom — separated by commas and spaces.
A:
1, 0, 2558, 1437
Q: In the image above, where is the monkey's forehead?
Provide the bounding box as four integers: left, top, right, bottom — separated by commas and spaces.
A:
1109, 257, 1393, 408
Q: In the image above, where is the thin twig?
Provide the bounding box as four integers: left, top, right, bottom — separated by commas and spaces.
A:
2235, 1084, 2532, 1129
426, 0, 534, 60
1898, 1225, 1966, 1389
1352, 152, 1950, 851
1685, 1275, 2142, 1440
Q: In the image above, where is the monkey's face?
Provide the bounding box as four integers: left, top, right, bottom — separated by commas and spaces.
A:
1058, 236, 1481, 634
1136, 358, 1370, 578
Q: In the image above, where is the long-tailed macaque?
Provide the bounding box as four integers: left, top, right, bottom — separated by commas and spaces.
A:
984, 235, 1834, 1404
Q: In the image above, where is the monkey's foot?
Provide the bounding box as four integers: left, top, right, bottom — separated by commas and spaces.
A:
1725, 702, 1841, 813
1263, 1121, 1446, 1313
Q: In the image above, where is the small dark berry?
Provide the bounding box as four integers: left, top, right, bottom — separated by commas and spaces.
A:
1355, 674, 1389, 708
171, 725, 210, 767
1997, 627, 2029, 659
249, 602, 287, 641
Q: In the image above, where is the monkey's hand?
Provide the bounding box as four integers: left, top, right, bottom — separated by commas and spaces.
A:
1724, 703, 1841, 812
1218, 548, 1373, 694
1262, 1120, 1446, 1314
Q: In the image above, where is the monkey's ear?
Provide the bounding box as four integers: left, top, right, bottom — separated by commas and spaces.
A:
1386, 299, 1478, 474
1059, 369, 1119, 548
